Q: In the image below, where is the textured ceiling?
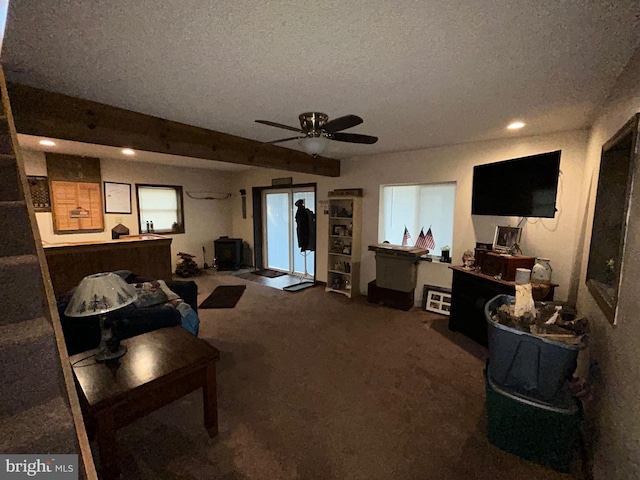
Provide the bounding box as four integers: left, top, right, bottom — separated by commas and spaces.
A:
3, 0, 639, 159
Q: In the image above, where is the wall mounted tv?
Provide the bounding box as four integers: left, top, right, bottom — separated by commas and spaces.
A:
472, 150, 561, 218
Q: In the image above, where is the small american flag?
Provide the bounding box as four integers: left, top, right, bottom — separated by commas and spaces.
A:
401, 226, 412, 246
424, 226, 436, 250
415, 228, 428, 249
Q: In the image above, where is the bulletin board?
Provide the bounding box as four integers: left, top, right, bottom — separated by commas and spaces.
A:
104, 181, 132, 214
51, 181, 104, 233
46, 153, 104, 233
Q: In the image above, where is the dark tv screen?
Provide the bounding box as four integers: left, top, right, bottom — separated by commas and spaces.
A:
472, 151, 561, 218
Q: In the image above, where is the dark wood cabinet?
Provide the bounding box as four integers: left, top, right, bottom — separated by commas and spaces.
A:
448, 266, 556, 346
474, 250, 535, 281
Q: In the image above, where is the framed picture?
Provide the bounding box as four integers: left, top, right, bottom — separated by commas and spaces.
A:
422, 284, 453, 315
26, 176, 51, 212
493, 226, 522, 252
104, 181, 132, 214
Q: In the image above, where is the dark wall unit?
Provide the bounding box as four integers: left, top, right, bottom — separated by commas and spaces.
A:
472, 151, 561, 218
449, 266, 556, 346
214, 237, 243, 270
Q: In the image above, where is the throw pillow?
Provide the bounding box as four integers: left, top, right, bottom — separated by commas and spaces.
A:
133, 281, 169, 308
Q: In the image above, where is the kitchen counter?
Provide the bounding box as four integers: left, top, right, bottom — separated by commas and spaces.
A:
42, 234, 169, 249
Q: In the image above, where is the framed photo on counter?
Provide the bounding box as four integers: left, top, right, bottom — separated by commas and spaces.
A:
493, 226, 522, 252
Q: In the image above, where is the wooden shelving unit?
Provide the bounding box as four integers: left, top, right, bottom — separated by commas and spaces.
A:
326, 195, 362, 298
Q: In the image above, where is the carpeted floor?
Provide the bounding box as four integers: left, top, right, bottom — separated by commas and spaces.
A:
111, 271, 573, 479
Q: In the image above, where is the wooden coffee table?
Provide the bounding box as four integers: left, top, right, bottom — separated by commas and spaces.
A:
70, 326, 220, 479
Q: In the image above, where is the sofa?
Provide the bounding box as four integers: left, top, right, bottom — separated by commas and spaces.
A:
58, 272, 199, 356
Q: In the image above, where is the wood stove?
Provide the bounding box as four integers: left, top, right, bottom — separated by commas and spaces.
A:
214, 237, 243, 270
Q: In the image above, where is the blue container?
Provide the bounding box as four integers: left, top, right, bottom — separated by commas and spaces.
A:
485, 294, 585, 404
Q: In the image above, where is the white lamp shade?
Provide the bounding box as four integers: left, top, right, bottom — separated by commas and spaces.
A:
64, 272, 138, 318
299, 136, 328, 155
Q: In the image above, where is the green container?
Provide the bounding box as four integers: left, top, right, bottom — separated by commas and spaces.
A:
375, 252, 419, 292
485, 366, 582, 473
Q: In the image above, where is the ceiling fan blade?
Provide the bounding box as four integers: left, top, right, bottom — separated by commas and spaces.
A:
264, 136, 305, 145
322, 114, 363, 133
331, 132, 378, 144
255, 120, 303, 133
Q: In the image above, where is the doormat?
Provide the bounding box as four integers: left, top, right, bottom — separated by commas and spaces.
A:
253, 269, 287, 278
199, 285, 246, 309
283, 281, 316, 292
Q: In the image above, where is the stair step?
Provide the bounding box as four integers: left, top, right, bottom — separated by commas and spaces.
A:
0, 201, 36, 257
0, 332, 66, 420
0, 396, 77, 454
0, 316, 52, 349
0, 125, 14, 155
0, 154, 20, 202
0, 255, 46, 326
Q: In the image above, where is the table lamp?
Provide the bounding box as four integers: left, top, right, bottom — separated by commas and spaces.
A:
65, 272, 138, 362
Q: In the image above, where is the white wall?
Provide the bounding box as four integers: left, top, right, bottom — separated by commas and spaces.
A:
233, 129, 589, 304
575, 47, 640, 480
21, 149, 236, 270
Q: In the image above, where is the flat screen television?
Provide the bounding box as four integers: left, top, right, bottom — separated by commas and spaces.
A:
472, 150, 561, 218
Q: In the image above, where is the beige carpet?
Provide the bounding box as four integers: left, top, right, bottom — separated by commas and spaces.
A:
111, 272, 574, 479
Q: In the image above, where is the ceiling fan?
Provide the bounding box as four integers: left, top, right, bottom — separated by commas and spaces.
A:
255, 112, 378, 156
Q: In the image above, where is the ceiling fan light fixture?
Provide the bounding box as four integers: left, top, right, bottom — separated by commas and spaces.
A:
299, 135, 328, 156
257, 112, 376, 150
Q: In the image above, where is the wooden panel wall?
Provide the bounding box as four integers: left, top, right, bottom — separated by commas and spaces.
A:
45, 236, 173, 296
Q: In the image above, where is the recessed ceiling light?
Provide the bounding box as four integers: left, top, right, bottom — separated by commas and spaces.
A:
122, 148, 135, 155
39, 139, 56, 146
507, 122, 526, 130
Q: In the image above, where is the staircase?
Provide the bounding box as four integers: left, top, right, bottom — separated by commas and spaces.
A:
0, 70, 97, 477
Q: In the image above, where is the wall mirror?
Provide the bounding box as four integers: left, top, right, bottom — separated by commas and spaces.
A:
586, 114, 639, 324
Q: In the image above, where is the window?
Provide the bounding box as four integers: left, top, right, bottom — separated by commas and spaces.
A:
136, 184, 185, 234
379, 182, 456, 254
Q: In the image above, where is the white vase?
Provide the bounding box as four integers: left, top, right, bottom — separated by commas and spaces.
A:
531, 258, 552, 283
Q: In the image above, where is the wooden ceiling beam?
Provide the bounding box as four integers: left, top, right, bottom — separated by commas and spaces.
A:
6, 83, 341, 177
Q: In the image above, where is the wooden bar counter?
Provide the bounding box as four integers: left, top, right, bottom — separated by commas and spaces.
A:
44, 234, 172, 296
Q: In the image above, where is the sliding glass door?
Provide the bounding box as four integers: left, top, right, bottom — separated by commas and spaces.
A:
263, 187, 315, 276
264, 191, 291, 271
